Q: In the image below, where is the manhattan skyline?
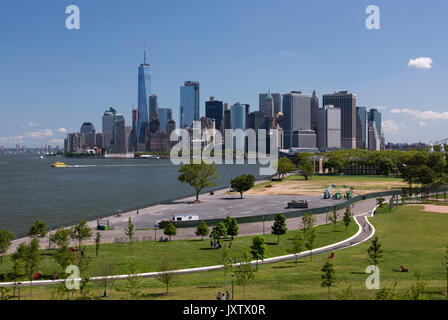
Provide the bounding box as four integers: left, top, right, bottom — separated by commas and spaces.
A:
1, 0, 448, 147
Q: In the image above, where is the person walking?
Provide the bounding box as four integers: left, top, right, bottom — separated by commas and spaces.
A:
226, 291, 230, 300
363, 223, 367, 232
217, 291, 221, 300
222, 293, 226, 300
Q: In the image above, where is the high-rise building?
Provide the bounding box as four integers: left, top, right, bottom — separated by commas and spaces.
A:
80, 122, 95, 134
247, 111, 265, 130
205, 97, 224, 131
149, 94, 158, 121
180, 81, 200, 128
102, 107, 117, 149
282, 91, 312, 149
368, 108, 382, 147
230, 103, 246, 151
317, 105, 341, 149
137, 44, 151, 151
356, 107, 368, 149
125, 126, 132, 153
311, 90, 319, 132
131, 108, 138, 152
259, 91, 282, 116
322, 91, 357, 149
111, 114, 126, 153
158, 108, 172, 134
368, 121, 380, 151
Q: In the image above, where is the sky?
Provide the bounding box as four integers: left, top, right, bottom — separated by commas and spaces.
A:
1, 0, 448, 147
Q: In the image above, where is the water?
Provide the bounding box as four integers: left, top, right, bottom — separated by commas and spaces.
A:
0, 154, 263, 237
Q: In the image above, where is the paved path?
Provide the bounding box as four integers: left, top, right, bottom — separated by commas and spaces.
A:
0, 204, 377, 288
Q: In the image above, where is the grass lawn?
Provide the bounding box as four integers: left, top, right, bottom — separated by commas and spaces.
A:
20, 204, 448, 300
0, 220, 357, 283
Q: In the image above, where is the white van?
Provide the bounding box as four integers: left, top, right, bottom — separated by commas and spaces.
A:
172, 214, 199, 222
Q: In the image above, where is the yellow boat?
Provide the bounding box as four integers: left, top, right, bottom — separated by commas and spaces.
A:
51, 161, 68, 168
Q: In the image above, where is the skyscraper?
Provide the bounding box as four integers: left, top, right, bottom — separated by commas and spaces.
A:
259, 91, 282, 116
80, 122, 95, 134
322, 91, 357, 149
205, 97, 224, 131
282, 91, 312, 149
102, 107, 117, 149
311, 90, 319, 132
368, 108, 382, 146
131, 108, 138, 152
149, 94, 158, 121
137, 43, 151, 151
158, 108, 172, 134
317, 105, 341, 149
112, 114, 126, 154
356, 106, 368, 149
230, 103, 246, 151
368, 121, 380, 151
180, 81, 200, 128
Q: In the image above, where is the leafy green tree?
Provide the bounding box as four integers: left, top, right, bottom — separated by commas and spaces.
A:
178, 161, 219, 202
231, 174, 255, 198
277, 157, 295, 178
195, 220, 209, 240
163, 221, 177, 241
300, 212, 315, 233
29, 220, 47, 242
329, 207, 338, 231
235, 251, 255, 300
71, 220, 92, 249
124, 217, 135, 243
95, 232, 101, 257
222, 246, 233, 289
342, 207, 352, 231
405, 271, 427, 300
321, 260, 336, 300
324, 155, 346, 174
224, 217, 239, 240
288, 232, 304, 265
376, 281, 400, 300
210, 222, 227, 241
367, 236, 384, 266
271, 213, 287, 244
250, 236, 266, 271
156, 258, 176, 295
11, 238, 40, 295
304, 228, 316, 261
53, 244, 75, 271
123, 258, 142, 299
49, 227, 72, 249
0, 230, 15, 264
296, 153, 314, 180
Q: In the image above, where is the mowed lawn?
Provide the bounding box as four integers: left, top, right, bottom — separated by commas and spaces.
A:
25, 204, 448, 300
0, 220, 358, 282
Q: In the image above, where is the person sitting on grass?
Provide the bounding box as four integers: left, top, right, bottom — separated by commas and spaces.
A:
400, 265, 409, 272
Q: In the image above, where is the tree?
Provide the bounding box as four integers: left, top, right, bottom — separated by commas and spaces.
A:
304, 228, 316, 261
288, 232, 304, 265
195, 220, 209, 240
277, 157, 295, 178
406, 271, 427, 300
321, 260, 336, 300
49, 227, 72, 249
124, 217, 135, 243
71, 220, 92, 249
53, 244, 75, 271
271, 213, 287, 244
300, 212, 315, 233
123, 258, 142, 299
231, 174, 255, 199
376, 197, 385, 208
296, 153, 314, 180
0, 230, 15, 264
342, 207, 352, 231
329, 207, 338, 232
11, 238, 40, 295
164, 221, 177, 241
224, 216, 239, 240
222, 246, 233, 289
250, 236, 266, 271
234, 252, 255, 300
156, 258, 176, 295
210, 222, 227, 241
29, 220, 47, 242
95, 232, 101, 257
178, 161, 219, 202
367, 236, 383, 266
96, 260, 117, 298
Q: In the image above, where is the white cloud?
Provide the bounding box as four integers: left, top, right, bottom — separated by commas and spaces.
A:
382, 120, 406, 134
20, 121, 39, 128
418, 121, 427, 126
56, 128, 67, 133
390, 108, 448, 120
408, 57, 433, 69
49, 139, 64, 145
25, 129, 53, 139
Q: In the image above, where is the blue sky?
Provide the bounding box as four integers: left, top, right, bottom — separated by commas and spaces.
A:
1, 0, 447, 147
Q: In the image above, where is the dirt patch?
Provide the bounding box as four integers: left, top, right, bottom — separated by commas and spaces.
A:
406, 204, 448, 213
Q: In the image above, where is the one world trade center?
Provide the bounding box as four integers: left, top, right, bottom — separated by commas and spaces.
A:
137, 43, 151, 151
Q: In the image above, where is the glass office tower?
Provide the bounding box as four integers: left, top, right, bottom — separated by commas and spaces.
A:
180, 81, 200, 128
137, 44, 151, 150
158, 108, 172, 134
231, 103, 246, 151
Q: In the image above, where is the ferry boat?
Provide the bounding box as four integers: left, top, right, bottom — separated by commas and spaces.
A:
51, 161, 68, 168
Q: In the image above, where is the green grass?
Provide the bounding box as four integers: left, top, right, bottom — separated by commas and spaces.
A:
20, 204, 448, 300
0, 220, 357, 282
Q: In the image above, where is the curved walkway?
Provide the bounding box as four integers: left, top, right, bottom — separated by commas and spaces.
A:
0, 207, 377, 288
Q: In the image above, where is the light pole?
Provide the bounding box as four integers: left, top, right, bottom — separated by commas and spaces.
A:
262, 216, 265, 235
231, 273, 235, 300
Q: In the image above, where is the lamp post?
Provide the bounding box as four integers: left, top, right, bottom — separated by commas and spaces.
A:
262, 216, 265, 235
231, 273, 235, 300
